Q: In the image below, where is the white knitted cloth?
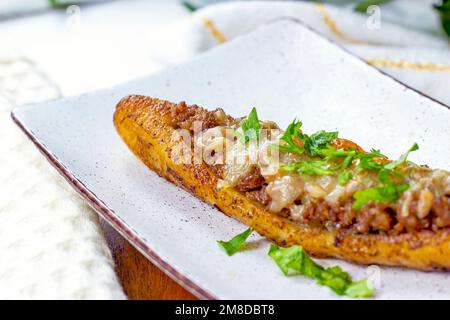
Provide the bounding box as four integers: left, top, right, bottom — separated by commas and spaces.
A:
0, 57, 125, 299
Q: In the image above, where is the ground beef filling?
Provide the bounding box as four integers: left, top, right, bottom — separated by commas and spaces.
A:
234, 167, 266, 192
170, 103, 450, 235
233, 169, 450, 235
233, 167, 271, 205
171, 101, 236, 131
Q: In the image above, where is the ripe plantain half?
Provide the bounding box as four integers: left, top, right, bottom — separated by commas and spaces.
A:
114, 95, 450, 271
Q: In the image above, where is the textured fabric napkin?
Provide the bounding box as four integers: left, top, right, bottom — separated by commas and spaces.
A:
0, 56, 125, 299
151, 0, 450, 105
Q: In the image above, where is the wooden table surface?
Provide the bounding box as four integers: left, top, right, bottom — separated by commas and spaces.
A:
99, 218, 197, 300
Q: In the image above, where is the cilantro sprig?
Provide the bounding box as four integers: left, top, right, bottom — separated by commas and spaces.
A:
384, 143, 419, 170
217, 230, 375, 297
304, 130, 339, 156
353, 181, 410, 210
276, 119, 338, 156
276, 119, 305, 154
239, 108, 261, 144
338, 171, 353, 185
352, 144, 418, 209
351, 146, 416, 209
217, 228, 253, 256
275, 114, 418, 210
269, 245, 374, 298
353, 168, 410, 210
283, 160, 334, 176
239, 108, 418, 211
281, 147, 363, 176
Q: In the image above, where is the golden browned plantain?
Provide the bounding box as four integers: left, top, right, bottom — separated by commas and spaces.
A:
114, 95, 450, 271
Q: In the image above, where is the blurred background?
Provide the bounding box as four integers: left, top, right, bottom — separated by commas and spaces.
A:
1, 0, 448, 101
0, 0, 449, 299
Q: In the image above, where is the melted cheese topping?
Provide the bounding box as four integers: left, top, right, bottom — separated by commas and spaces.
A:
202, 125, 450, 217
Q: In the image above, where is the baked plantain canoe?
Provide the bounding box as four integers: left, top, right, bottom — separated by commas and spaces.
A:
114, 95, 450, 271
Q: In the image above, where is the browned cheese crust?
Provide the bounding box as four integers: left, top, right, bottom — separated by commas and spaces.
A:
114, 95, 450, 271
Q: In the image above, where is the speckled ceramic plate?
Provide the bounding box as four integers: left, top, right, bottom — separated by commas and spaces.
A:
12, 19, 450, 299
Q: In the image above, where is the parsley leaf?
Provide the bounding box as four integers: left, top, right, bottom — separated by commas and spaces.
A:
357, 149, 389, 171
283, 160, 334, 176
353, 172, 409, 210
317, 147, 358, 171
352, 183, 410, 210
334, 155, 356, 171
338, 171, 353, 185
240, 108, 261, 144
276, 116, 417, 209
344, 278, 376, 298
353, 144, 418, 209
324, 148, 384, 173
358, 156, 384, 171
384, 143, 419, 170
304, 130, 338, 156
276, 119, 305, 154
276, 121, 338, 157
217, 228, 253, 256
268, 245, 374, 298
317, 147, 357, 159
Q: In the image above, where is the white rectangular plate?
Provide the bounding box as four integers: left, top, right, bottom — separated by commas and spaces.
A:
12, 20, 450, 299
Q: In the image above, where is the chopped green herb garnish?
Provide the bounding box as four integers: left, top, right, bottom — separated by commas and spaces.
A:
317, 147, 357, 159
283, 147, 358, 177
353, 144, 418, 209
338, 172, 353, 185
358, 155, 384, 171
303, 130, 339, 156
276, 121, 338, 156
357, 144, 417, 173
217, 228, 253, 256
268, 245, 374, 298
274, 115, 418, 210
333, 155, 354, 171
240, 108, 261, 144
369, 149, 387, 158
356, 149, 388, 171
283, 160, 334, 176
276, 119, 305, 154
353, 183, 409, 210
353, 168, 410, 210
316, 147, 358, 171
384, 143, 419, 170
344, 278, 376, 298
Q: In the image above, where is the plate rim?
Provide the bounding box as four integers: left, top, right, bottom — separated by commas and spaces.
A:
10, 110, 217, 300
275, 17, 450, 111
